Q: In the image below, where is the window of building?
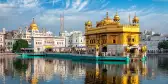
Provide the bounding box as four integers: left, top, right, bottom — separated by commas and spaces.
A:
113, 40, 116, 44
8, 42, 10, 45
128, 38, 131, 42
76, 40, 77, 42
132, 39, 135, 42
81, 40, 82, 42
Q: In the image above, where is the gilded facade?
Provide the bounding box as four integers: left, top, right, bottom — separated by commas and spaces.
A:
85, 12, 141, 54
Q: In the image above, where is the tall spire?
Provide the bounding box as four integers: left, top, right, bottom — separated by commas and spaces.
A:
116, 9, 118, 15
116, 11, 118, 15
129, 14, 131, 24
32, 18, 35, 23
106, 12, 109, 19
60, 12, 64, 36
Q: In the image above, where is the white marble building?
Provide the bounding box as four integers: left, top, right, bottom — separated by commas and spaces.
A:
31, 34, 65, 52
141, 33, 167, 51
13, 18, 65, 52
5, 30, 18, 52
141, 30, 157, 41
61, 31, 85, 48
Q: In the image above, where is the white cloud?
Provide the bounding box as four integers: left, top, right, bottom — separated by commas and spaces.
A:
72, 0, 81, 9
77, 0, 88, 11
65, 0, 70, 9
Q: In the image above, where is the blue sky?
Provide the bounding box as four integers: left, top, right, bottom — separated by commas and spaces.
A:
0, 0, 168, 35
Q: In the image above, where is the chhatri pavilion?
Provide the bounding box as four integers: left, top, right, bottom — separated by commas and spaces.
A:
85, 12, 141, 54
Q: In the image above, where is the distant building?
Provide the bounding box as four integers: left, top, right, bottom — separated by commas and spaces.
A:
61, 31, 85, 48
141, 30, 167, 51
0, 28, 6, 52
5, 30, 18, 52
140, 30, 161, 41
13, 18, 65, 52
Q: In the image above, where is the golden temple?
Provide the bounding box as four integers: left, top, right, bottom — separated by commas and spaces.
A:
85, 12, 141, 54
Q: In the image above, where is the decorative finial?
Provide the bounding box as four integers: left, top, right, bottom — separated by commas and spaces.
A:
129, 14, 131, 24
32, 18, 35, 23
106, 12, 109, 18
116, 10, 118, 15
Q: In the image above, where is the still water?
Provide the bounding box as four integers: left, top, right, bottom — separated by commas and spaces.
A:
0, 55, 168, 84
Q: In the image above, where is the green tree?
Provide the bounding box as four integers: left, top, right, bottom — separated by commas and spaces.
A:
12, 39, 29, 53
13, 59, 28, 73
158, 41, 168, 50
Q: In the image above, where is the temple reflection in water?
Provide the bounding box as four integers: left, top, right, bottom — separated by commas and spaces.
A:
85, 61, 147, 84
0, 56, 149, 84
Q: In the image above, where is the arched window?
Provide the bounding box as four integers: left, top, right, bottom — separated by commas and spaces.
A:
132, 38, 135, 42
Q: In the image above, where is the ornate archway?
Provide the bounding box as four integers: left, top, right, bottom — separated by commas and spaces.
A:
102, 46, 107, 52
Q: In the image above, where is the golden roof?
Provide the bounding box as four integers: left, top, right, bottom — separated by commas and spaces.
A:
96, 12, 113, 26
29, 18, 39, 31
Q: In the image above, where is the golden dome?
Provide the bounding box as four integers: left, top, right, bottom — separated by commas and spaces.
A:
96, 12, 114, 27
29, 18, 39, 31
103, 18, 113, 25
85, 20, 92, 26
132, 14, 139, 23
113, 12, 120, 21
103, 12, 113, 25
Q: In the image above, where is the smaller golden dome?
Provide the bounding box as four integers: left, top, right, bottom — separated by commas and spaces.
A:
100, 20, 105, 25
113, 12, 120, 21
85, 21, 92, 26
132, 13, 139, 23
29, 18, 39, 31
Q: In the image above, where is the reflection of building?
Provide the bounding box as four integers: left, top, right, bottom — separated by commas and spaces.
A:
0, 56, 15, 84
85, 62, 148, 84
26, 59, 86, 83
85, 12, 140, 54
